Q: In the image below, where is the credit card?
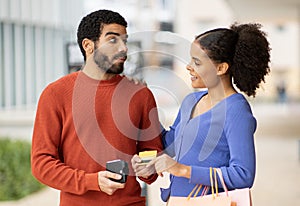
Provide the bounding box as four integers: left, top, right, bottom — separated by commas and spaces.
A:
138, 150, 157, 165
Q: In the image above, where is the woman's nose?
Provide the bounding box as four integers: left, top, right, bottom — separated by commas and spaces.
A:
186, 64, 193, 71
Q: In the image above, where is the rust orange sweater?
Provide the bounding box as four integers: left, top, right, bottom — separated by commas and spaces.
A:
31, 71, 163, 206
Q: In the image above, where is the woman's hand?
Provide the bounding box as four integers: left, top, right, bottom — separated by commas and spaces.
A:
146, 154, 191, 178
131, 154, 156, 178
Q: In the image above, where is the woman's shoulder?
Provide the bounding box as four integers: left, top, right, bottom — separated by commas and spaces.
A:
226, 93, 252, 109
224, 93, 255, 120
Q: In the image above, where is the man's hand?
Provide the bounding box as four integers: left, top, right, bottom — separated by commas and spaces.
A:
98, 171, 125, 195
131, 154, 155, 178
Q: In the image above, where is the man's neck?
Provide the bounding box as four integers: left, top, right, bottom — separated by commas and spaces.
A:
82, 62, 115, 81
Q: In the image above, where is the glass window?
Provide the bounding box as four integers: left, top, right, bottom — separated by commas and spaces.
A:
34, 27, 46, 99
44, 28, 54, 84
24, 26, 36, 106
0, 0, 10, 20
0, 22, 4, 108
3, 23, 15, 108
14, 24, 26, 106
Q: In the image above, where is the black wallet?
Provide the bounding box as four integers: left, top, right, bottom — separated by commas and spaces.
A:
106, 159, 129, 183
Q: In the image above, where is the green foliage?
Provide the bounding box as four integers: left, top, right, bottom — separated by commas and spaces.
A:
0, 138, 44, 201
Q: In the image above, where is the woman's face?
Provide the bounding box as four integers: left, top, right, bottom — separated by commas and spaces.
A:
186, 41, 220, 89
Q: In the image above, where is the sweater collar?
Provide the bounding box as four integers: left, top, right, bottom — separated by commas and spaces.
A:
78, 71, 123, 86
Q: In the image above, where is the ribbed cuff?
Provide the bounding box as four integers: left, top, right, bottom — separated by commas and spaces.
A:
85, 173, 101, 191
139, 174, 158, 185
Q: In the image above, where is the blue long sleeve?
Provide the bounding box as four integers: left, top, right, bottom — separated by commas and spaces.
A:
189, 101, 256, 189
162, 91, 257, 197
161, 110, 181, 157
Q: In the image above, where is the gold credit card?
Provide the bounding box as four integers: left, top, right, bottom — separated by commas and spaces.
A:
138, 150, 157, 164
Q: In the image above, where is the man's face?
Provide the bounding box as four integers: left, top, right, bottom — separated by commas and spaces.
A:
93, 23, 128, 74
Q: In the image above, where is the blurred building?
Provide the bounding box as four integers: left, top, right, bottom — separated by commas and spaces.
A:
0, 0, 84, 138
225, 0, 300, 102
0, 0, 299, 136
0, 1, 299, 206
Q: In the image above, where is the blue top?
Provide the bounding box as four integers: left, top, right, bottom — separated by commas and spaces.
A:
162, 91, 256, 197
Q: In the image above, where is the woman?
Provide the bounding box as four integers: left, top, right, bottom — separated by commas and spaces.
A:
132, 22, 271, 201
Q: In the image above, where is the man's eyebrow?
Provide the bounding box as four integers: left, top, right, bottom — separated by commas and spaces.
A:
105, 32, 128, 38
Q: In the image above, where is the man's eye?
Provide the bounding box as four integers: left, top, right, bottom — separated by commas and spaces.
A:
109, 38, 117, 43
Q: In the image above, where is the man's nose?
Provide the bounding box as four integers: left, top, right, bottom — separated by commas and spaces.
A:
118, 41, 127, 52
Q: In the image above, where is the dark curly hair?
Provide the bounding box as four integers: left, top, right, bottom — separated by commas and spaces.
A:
195, 23, 271, 97
77, 9, 128, 61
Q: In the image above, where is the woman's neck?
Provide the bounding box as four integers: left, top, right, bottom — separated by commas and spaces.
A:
206, 75, 237, 104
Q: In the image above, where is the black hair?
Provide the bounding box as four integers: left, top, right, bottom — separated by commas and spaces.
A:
195, 23, 271, 97
77, 9, 128, 61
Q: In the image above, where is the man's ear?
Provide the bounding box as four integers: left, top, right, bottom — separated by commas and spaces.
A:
82, 38, 94, 55
217, 62, 229, 75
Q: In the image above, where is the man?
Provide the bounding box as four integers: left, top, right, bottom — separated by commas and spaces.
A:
31, 9, 163, 206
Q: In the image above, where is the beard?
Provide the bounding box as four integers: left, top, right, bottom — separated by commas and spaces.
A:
93, 49, 127, 74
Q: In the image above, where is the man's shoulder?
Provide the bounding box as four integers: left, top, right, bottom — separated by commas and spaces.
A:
118, 76, 156, 105
50, 72, 79, 87
42, 72, 79, 96
120, 75, 152, 93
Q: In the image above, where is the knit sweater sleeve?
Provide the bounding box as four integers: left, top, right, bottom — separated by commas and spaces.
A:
31, 86, 100, 195
161, 109, 181, 157
220, 102, 256, 189
189, 100, 256, 189
136, 88, 163, 184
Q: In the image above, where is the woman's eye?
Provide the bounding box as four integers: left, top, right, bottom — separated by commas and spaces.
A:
194, 61, 200, 66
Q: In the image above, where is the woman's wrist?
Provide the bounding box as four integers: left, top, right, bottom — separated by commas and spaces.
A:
178, 164, 191, 179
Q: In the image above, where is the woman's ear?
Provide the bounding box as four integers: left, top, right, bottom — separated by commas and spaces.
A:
82, 38, 94, 55
217, 62, 229, 75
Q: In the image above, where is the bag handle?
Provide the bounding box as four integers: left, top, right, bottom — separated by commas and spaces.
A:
210, 167, 230, 197
186, 167, 229, 200
187, 184, 209, 200
210, 167, 219, 199
215, 168, 229, 196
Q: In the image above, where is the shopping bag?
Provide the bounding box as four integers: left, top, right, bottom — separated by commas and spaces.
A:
213, 168, 252, 206
168, 194, 233, 206
223, 188, 252, 206
168, 195, 232, 206
167, 168, 253, 206
167, 167, 234, 206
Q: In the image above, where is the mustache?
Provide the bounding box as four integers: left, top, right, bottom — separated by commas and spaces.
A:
113, 52, 127, 60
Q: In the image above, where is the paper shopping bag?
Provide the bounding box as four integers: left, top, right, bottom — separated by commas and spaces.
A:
168, 195, 232, 206
203, 168, 252, 206
198, 188, 251, 206
168, 188, 252, 206
214, 168, 252, 206
167, 168, 235, 206
223, 188, 252, 206
167, 167, 253, 206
